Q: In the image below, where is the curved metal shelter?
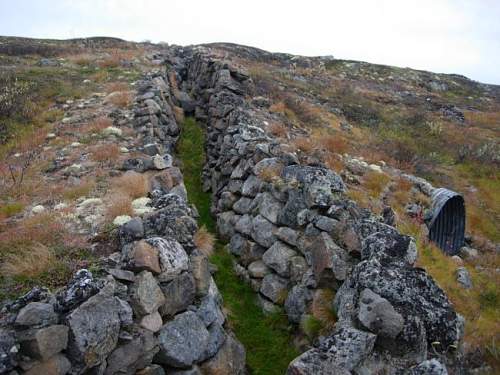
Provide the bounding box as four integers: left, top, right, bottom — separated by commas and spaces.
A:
427, 188, 465, 255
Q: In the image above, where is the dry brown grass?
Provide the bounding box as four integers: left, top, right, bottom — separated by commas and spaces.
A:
363, 171, 391, 198
269, 101, 287, 114
311, 289, 337, 332
113, 172, 149, 199
268, 122, 288, 138
258, 165, 283, 183
194, 225, 215, 257
105, 81, 129, 93
320, 134, 349, 155
292, 136, 314, 153
82, 116, 113, 134
1, 243, 57, 277
324, 153, 344, 173
464, 110, 500, 129
91, 143, 120, 165
106, 195, 133, 219
107, 91, 133, 108
173, 105, 185, 124
68, 53, 95, 66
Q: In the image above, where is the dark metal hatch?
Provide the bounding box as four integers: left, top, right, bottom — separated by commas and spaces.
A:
427, 188, 466, 255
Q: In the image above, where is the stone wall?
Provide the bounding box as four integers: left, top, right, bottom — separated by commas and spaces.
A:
0, 68, 245, 375
172, 46, 464, 374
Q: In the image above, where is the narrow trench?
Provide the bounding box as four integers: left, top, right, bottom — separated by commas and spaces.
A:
177, 117, 299, 375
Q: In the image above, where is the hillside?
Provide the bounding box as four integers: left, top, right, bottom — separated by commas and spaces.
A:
0, 37, 498, 374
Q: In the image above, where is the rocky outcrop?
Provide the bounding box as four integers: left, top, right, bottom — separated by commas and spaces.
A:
0, 65, 244, 375
171, 45, 463, 373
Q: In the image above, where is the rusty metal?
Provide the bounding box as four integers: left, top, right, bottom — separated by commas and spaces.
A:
427, 188, 465, 255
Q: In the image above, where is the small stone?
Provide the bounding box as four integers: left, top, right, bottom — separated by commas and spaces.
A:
451, 255, 464, 265
120, 147, 129, 153
358, 288, 404, 338
262, 241, 297, 277
248, 260, 270, 279
200, 334, 245, 375
31, 205, 45, 214
459, 246, 478, 260
140, 311, 163, 332
260, 274, 288, 304
113, 215, 132, 226
46, 133, 56, 139
102, 126, 122, 137
70, 142, 81, 147
132, 197, 154, 215
54, 203, 68, 210
107, 268, 135, 282
456, 267, 473, 289
153, 154, 173, 170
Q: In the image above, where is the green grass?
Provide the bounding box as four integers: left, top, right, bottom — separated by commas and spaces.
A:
177, 117, 299, 374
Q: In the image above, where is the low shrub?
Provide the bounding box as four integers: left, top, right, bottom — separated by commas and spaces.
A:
194, 225, 215, 257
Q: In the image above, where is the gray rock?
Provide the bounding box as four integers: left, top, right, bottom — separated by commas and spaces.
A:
458, 246, 478, 260
258, 192, 283, 224
66, 288, 131, 369
286, 349, 350, 375
200, 334, 246, 375
317, 326, 377, 371
313, 215, 338, 233
233, 197, 255, 215
55, 269, 101, 312
0, 329, 16, 373
456, 267, 473, 289
307, 232, 350, 285
217, 211, 238, 241
108, 268, 135, 282
289, 256, 308, 283
278, 190, 307, 228
104, 329, 158, 375
18, 325, 68, 360
24, 353, 71, 375
361, 227, 417, 266
15, 302, 57, 327
191, 254, 211, 297
129, 271, 166, 315
253, 157, 283, 176
140, 311, 163, 332
281, 165, 345, 208
358, 288, 404, 338
200, 323, 226, 362
251, 215, 277, 248
159, 272, 195, 317
157, 311, 209, 368
167, 367, 201, 375
285, 285, 313, 323
229, 233, 248, 257
196, 295, 225, 327
248, 260, 270, 278
409, 358, 448, 375
217, 192, 237, 211
276, 227, 299, 247
136, 365, 166, 375
153, 154, 173, 169
262, 241, 297, 277
241, 175, 263, 197
260, 274, 288, 304
234, 214, 253, 236
118, 217, 144, 246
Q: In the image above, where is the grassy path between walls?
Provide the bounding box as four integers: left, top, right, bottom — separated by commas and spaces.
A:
177, 117, 299, 375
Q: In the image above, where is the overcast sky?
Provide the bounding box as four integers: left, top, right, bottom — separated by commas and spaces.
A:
1, 0, 499, 84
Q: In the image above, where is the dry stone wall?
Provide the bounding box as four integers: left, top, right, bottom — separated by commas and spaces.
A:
172, 46, 465, 374
0, 68, 245, 375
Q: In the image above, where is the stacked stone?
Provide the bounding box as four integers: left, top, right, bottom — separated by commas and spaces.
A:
0, 70, 245, 375
176, 47, 464, 374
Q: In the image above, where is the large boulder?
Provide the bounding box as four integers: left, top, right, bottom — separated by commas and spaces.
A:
66, 286, 132, 370
157, 311, 209, 368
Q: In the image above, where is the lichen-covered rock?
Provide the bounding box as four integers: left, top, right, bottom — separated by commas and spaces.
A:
146, 237, 189, 280
55, 269, 101, 312
66, 286, 131, 370
129, 271, 166, 315
361, 226, 417, 266
409, 358, 448, 375
262, 241, 297, 277
258, 192, 283, 224
157, 311, 209, 368
248, 260, 270, 278
286, 349, 350, 375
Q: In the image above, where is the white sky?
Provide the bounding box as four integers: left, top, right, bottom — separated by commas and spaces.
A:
1, 0, 499, 84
